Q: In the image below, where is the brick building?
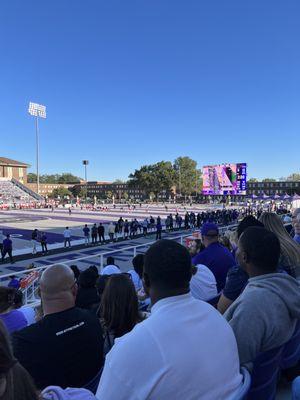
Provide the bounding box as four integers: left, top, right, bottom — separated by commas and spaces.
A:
0, 157, 29, 184
247, 181, 300, 196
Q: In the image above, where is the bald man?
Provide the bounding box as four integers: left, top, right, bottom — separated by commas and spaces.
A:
13, 264, 104, 390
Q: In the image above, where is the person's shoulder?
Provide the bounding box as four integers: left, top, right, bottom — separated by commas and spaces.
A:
13, 318, 42, 342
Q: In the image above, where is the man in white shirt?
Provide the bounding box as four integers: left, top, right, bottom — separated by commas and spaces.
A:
101, 257, 121, 276
190, 263, 218, 301
96, 239, 243, 400
63, 227, 71, 248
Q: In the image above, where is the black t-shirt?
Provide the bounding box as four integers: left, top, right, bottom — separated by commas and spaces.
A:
75, 287, 100, 311
12, 307, 104, 390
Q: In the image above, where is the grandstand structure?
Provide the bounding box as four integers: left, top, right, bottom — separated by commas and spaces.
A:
0, 178, 43, 206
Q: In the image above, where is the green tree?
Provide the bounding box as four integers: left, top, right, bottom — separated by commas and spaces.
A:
106, 191, 113, 199
174, 157, 201, 196
113, 179, 125, 184
123, 191, 129, 200
58, 173, 81, 184
262, 178, 276, 182
27, 173, 37, 183
49, 187, 72, 199
248, 178, 258, 182
286, 173, 300, 181
128, 161, 176, 199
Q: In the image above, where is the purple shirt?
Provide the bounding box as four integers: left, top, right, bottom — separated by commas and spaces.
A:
3, 238, 12, 251
192, 242, 235, 292
0, 310, 27, 334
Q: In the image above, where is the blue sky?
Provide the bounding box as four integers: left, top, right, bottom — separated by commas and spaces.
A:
0, 0, 299, 181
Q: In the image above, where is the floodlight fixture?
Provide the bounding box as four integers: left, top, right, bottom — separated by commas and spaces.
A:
28, 102, 47, 118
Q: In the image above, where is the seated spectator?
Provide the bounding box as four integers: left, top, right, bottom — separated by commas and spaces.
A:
127, 254, 144, 291
101, 257, 121, 276
188, 239, 205, 257
7, 275, 20, 289
192, 223, 235, 291
218, 216, 264, 314
98, 274, 145, 355
291, 208, 300, 244
224, 227, 300, 367
70, 264, 81, 281
190, 264, 218, 301
13, 264, 104, 389
96, 240, 243, 399
0, 287, 27, 334
220, 235, 233, 252
13, 289, 36, 325
0, 320, 39, 400
75, 267, 100, 311
259, 212, 300, 278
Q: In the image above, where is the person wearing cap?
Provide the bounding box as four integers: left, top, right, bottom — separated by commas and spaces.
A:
192, 223, 235, 292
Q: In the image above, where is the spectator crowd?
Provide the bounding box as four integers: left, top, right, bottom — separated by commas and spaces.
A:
0, 208, 299, 399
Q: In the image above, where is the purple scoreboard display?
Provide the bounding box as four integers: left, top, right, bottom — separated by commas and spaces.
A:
202, 163, 247, 195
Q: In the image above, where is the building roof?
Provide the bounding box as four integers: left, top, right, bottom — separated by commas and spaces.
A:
0, 157, 29, 167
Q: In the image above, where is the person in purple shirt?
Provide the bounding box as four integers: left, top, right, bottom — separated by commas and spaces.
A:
1, 234, 14, 263
192, 223, 235, 292
0, 287, 27, 334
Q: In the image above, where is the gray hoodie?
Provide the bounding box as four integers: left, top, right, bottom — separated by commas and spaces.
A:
224, 273, 300, 366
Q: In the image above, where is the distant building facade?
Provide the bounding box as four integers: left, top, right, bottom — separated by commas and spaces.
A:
73, 181, 145, 200
247, 181, 300, 196
25, 183, 72, 196
0, 157, 29, 184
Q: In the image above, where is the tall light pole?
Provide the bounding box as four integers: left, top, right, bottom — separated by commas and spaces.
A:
28, 102, 46, 194
82, 160, 89, 203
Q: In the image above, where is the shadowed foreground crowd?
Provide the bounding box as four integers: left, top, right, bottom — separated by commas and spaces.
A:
0, 209, 299, 399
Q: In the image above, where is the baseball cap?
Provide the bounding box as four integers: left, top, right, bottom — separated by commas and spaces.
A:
201, 222, 219, 237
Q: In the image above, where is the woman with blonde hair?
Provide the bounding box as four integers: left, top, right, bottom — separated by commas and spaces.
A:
259, 212, 300, 278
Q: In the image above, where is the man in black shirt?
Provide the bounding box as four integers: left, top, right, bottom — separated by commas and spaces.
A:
13, 264, 104, 390
98, 223, 105, 243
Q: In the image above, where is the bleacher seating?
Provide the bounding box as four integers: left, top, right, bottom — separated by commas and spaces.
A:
0, 178, 42, 205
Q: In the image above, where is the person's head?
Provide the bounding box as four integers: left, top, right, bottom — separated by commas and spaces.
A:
65, 227, 69, 230
13, 290, 23, 309
259, 212, 300, 269
69, 265, 81, 280
237, 215, 264, 239
291, 208, 300, 228
201, 223, 219, 247
84, 224, 87, 227
78, 268, 98, 289
189, 239, 204, 257
0, 288, 16, 313
132, 254, 144, 279
106, 256, 115, 266
237, 227, 280, 277
5, 234, 10, 239
39, 264, 77, 316
0, 320, 38, 399
219, 235, 232, 251
100, 274, 140, 337
143, 239, 192, 304
99, 222, 102, 226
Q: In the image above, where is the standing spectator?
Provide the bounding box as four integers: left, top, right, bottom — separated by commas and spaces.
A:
69, 265, 81, 282
13, 264, 104, 390
98, 274, 145, 355
1, 234, 13, 263
13, 290, 36, 326
114, 222, 119, 240
96, 240, 243, 399
63, 227, 71, 248
108, 222, 115, 242
98, 223, 105, 243
91, 223, 98, 245
156, 219, 162, 240
225, 227, 300, 367
0, 229, 4, 254
83, 224, 90, 246
31, 229, 39, 255
0, 287, 27, 334
40, 232, 48, 254
124, 220, 129, 239
142, 218, 148, 237
192, 223, 235, 292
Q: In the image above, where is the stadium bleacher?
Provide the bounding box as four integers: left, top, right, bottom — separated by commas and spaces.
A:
0, 178, 42, 206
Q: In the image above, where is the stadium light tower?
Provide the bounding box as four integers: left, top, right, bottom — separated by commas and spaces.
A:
82, 160, 89, 203
28, 102, 46, 194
